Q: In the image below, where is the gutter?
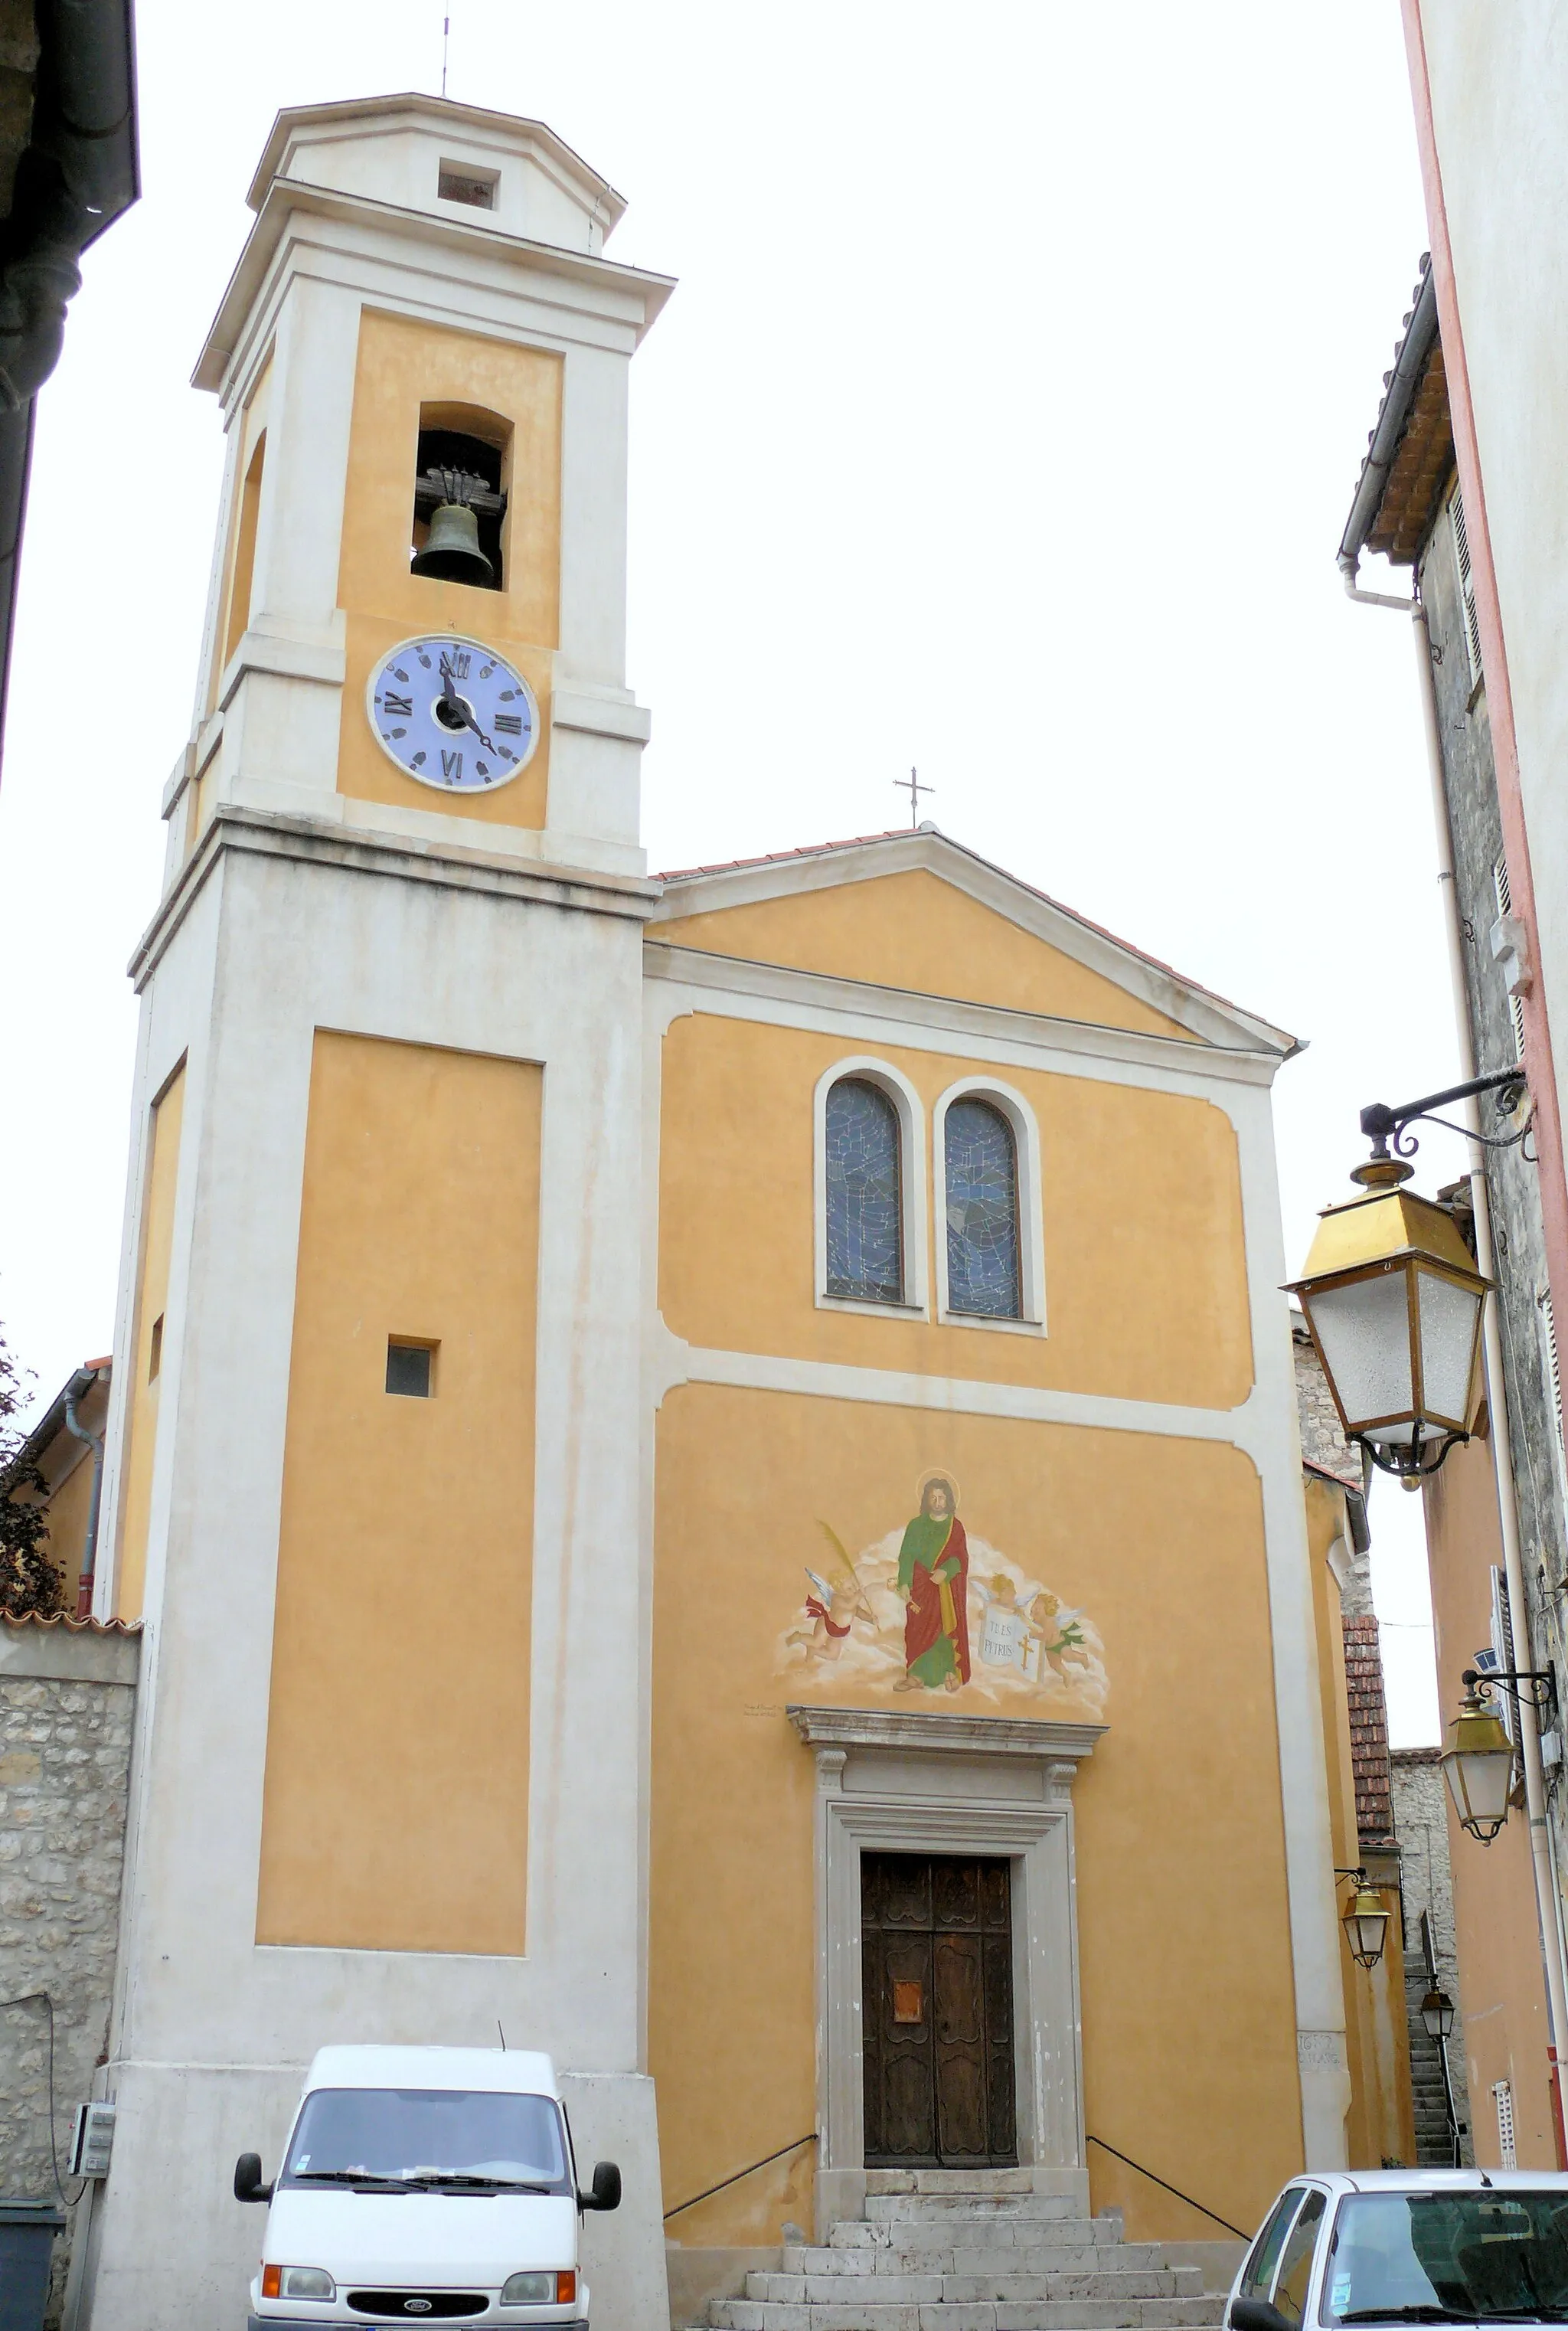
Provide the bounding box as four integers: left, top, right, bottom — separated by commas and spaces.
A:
0, 0, 139, 773
1337, 254, 1439, 604
61, 1368, 105, 1620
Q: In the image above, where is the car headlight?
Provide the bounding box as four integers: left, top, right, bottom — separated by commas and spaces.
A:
261, 2264, 335, 2301
501, 2269, 575, 2305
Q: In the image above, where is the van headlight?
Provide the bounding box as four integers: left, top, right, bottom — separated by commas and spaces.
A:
502, 2270, 572, 2305
263, 2264, 335, 2300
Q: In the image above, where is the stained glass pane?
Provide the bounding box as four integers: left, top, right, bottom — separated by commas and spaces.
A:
945, 1099, 1021, 1318
826, 1079, 903, 1302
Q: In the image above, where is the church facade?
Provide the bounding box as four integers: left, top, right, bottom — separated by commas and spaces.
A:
76, 91, 1357, 2331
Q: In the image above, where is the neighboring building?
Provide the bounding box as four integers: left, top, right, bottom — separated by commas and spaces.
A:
1338, 249, 1568, 2163
1392, 1746, 1474, 2166
54, 89, 1395, 2329
1295, 1320, 1417, 2170
1, 1355, 111, 1613
0, 0, 138, 768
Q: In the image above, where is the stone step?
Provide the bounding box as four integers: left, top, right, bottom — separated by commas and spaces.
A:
709, 2301, 1222, 2331
867, 2172, 1044, 2196
792, 2247, 1174, 2277
746, 2275, 1204, 2306
865, 2198, 1095, 2224
831, 2226, 1129, 2255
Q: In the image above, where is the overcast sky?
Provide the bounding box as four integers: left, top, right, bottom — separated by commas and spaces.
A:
0, 0, 1464, 1737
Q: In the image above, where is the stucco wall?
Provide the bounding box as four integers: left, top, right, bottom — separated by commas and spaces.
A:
0, 1618, 139, 2323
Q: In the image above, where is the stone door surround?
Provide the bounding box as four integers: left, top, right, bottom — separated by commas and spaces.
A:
786, 1704, 1104, 2237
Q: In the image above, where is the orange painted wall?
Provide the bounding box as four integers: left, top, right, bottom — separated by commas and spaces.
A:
116, 1061, 186, 1623
256, 1031, 540, 1953
649, 1385, 1302, 2248
1424, 1432, 1559, 2166
654, 872, 1196, 1038
333, 309, 563, 830
657, 1014, 1253, 1410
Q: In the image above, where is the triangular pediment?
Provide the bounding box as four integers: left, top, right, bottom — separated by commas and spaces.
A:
648, 830, 1294, 1054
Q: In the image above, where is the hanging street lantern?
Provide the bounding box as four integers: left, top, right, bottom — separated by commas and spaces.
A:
1340, 1872, 1391, 1970
1288, 1158, 1491, 1484
1440, 1672, 1516, 1842
1421, 1986, 1456, 2041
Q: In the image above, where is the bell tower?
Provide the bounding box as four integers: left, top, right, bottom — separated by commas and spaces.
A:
88, 97, 673, 2331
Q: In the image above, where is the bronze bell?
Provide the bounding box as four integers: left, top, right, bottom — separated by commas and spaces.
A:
412, 495, 494, 586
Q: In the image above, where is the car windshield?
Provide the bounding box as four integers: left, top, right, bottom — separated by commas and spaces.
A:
279, 2089, 571, 2192
1321, 2192, 1568, 2323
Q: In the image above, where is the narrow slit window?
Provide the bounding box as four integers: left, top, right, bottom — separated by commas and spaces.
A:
148, 1315, 164, 1383
386, 1339, 436, 1398
945, 1099, 1021, 1319
825, 1078, 903, 1303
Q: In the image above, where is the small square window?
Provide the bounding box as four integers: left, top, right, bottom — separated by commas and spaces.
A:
386, 1340, 436, 1398
438, 164, 497, 211
148, 1315, 164, 1382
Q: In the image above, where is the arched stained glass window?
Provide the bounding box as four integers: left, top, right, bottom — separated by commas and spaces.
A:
945, 1098, 1021, 1318
825, 1078, 903, 1303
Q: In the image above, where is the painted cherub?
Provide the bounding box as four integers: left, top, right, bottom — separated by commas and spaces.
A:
786, 1567, 875, 1663
1030, 1588, 1091, 1679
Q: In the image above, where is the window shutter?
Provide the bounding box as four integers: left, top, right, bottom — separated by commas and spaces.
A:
1540, 1288, 1566, 1497
1494, 857, 1527, 1060
1451, 484, 1485, 685
1490, 1567, 1517, 1747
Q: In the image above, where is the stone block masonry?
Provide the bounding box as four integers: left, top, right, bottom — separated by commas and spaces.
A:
0, 1616, 140, 2325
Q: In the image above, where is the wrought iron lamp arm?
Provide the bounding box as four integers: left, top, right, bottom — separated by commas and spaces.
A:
1463, 1665, 1558, 1723
1361, 1068, 1528, 1166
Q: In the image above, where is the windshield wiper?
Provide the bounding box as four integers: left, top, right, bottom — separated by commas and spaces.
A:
291, 2170, 412, 2191
1338, 2310, 1483, 2323
401, 2173, 555, 2194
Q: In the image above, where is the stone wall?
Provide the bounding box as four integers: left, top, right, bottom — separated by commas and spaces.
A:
1392, 1747, 1473, 2162
0, 1615, 139, 2323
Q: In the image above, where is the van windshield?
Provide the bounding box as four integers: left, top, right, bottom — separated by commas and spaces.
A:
1321, 2192, 1568, 2323
280, 2089, 571, 2193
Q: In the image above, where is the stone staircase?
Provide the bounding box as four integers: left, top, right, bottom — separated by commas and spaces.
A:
704, 2169, 1227, 2331
1403, 1945, 1461, 2168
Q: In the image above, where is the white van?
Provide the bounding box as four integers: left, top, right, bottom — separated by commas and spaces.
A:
236, 2045, 621, 2328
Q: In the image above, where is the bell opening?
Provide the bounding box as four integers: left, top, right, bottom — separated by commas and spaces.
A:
411, 423, 506, 591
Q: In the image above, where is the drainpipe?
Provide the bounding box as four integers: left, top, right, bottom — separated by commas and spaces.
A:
1403, 590, 1568, 2136
61, 1367, 103, 1620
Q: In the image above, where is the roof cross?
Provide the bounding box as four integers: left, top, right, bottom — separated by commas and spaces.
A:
896, 767, 933, 829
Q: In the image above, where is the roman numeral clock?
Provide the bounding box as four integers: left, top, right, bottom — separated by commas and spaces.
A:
368, 632, 539, 793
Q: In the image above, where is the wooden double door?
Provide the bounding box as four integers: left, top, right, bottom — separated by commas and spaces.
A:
861, 1851, 1017, 2168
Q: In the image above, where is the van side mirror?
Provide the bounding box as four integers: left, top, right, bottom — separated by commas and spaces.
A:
234, 2152, 273, 2204
1230, 2303, 1292, 2331
580, 2159, 621, 2213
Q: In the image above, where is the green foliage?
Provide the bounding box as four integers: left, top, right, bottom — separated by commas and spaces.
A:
0, 1322, 64, 1620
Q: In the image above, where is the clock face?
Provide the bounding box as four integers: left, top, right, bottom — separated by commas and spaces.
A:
366, 633, 538, 793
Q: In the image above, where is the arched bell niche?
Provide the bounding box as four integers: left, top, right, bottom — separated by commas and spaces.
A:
412, 400, 511, 591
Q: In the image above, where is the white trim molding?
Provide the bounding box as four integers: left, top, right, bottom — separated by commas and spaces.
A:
813, 1057, 929, 1320
933, 1076, 1046, 1336
787, 1703, 1103, 2235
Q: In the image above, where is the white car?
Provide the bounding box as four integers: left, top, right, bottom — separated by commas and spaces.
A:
1227, 2171, 1568, 2331
237, 2044, 620, 2328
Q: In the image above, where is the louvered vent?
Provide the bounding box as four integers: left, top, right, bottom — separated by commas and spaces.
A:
1494, 2078, 1517, 2168
1494, 856, 1527, 1060
1451, 484, 1485, 685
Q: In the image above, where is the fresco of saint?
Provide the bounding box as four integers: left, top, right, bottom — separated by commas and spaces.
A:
894, 1473, 971, 1692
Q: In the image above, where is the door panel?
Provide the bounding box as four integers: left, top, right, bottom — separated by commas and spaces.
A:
861, 1852, 1015, 2167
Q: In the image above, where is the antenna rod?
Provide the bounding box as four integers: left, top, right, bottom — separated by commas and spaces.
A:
442, 14, 450, 97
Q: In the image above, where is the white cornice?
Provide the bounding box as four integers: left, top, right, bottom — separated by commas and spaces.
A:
129, 805, 661, 992
643, 938, 1283, 1090
786, 1704, 1106, 1763
653, 829, 1297, 1061
196, 180, 676, 397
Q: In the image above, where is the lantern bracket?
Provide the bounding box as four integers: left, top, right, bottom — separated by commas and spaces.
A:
1360, 1068, 1530, 1169
1465, 1664, 1557, 1724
